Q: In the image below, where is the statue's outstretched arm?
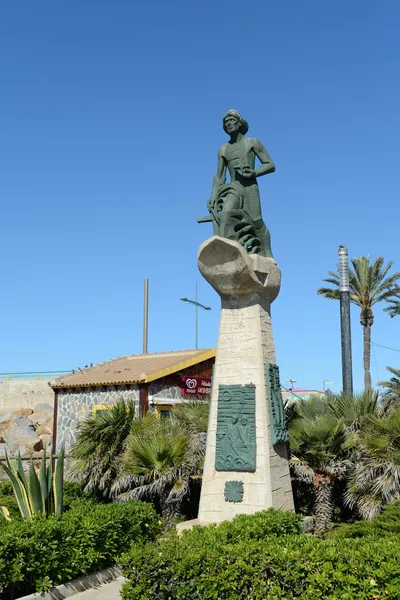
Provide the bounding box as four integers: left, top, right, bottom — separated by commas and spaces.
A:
253, 140, 275, 178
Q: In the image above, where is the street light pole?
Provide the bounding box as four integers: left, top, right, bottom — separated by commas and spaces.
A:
195, 281, 198, 351
338, 246, 354, 396
180, 283, 211, 350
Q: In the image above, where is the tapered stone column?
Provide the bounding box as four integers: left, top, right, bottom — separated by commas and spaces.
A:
197, 236, 294, 524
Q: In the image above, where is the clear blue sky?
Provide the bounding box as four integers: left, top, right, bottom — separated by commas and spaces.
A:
1, 1, 399, 392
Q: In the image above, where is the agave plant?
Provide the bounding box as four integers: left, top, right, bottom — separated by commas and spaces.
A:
0, 446, 64, 520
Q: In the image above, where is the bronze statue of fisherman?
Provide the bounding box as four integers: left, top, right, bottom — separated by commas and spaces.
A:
198, 110, 275, 259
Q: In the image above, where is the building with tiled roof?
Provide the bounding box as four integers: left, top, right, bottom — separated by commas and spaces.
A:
51, 349, 215, 452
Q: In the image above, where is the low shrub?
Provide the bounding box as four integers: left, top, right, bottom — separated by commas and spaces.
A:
0, 499, 161, 599
120, 509, 400, 600
332, 500, 400, 539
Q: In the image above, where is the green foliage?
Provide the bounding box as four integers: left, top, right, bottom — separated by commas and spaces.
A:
69, 399, 137, 496
0, 498, 161, 599
379, 365, 400, 410
171, 401, 209, 433
120, 509, 400, 599
332, 501, 400, 539
0, 448, 65, 520
345, 408, 400, 519
114, 411, 205, 523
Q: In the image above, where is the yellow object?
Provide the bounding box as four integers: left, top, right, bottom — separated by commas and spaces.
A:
92, 404, 113, 414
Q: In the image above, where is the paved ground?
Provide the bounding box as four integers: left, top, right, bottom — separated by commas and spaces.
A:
70, 577, 125, 600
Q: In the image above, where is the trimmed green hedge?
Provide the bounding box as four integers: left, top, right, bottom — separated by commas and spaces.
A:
331, 501, 400, 539
120, 508, 400, 600
0, 499, 161, 599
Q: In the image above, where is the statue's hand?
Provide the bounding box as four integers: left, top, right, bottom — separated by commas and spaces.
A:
240, 167, 256, 179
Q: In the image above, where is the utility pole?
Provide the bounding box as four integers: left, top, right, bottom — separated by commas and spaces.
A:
143, 278, 149, 354
338, 246, 353, 396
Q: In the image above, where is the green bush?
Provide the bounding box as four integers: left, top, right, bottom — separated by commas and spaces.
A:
120, 509, 400, 600
332, 500, 400, 539
0, 479, 103, 522
0, 481, 14, 496
0, 480, 19, 519
0, 499, 161, 599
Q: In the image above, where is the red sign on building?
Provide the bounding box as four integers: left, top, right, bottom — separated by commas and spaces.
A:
181, 376, 212, 397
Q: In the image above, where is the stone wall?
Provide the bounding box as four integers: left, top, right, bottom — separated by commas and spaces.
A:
57, 386, 140, 451
0, 380, 54, 458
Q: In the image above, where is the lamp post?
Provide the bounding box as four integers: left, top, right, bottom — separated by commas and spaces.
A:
323, 380, 333, 393
180, 282, 211, 349
338, 246, 354, 396
287, 378, 297, 391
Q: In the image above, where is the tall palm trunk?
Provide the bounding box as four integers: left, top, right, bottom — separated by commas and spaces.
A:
313, 474, 334, 534
363, 323, 372, 392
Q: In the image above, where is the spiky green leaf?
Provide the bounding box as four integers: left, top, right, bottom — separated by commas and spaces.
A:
28, 459, 45, 514
39, 447, 48, 501
53, 446, 64, 515
2, 463, 32, 520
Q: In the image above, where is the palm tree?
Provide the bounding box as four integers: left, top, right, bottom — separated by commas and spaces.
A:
379, 366, 400, 411
385, 297, 400, 318
69, 398, 137, 496
113, 412, 204, 524
318, 256, 400, 391
289, 392, 379, 532
345, 408, 400, 519
289, 409, 351, 534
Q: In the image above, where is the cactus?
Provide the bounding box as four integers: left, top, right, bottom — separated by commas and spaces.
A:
0, 446, 65, 520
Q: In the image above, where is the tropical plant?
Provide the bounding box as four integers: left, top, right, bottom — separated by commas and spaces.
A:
289, 409, 352, 534
288, 393, 379, 532
113, 411, 204, 524
345, 408, 400, 519
379, 366, 400, 410
0, 447, 64, 521
328, 391, 379, 431
318, 256, 400, 391
385, 297, 400, 318
69, 398, 137, 496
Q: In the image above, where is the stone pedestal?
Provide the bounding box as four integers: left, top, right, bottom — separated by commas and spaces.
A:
197, 236, 294, 524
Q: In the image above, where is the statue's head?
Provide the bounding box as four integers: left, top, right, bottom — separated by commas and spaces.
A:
223, 109, 249, 136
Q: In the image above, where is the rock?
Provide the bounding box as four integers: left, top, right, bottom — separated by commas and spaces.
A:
14, 408, 34, 417
36, 424, 52, 436
0, 411, 12, 423
13, 416, 36, 435
301, 516, 314, 533
39, 434, 52, 449
33, 439, 44, 452
0, 420, 11, 432
32, 410, 53, 425
34, 403, 53, 412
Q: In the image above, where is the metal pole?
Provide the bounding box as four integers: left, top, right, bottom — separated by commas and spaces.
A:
338, 246, 353, 396
195, 282, 198, 350
143, 279, 149, 354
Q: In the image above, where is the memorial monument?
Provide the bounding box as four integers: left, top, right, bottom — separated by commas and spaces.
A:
194, 110, 294, 525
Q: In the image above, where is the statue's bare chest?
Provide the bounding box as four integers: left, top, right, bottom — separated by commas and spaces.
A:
223, 141, 253, 164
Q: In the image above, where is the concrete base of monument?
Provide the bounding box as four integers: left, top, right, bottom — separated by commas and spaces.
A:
196, 236, 294, 524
